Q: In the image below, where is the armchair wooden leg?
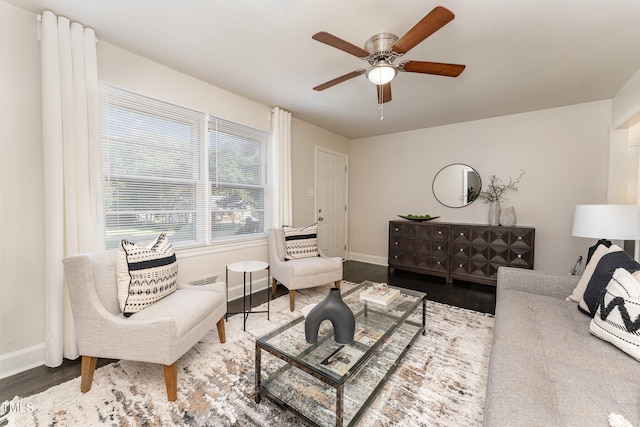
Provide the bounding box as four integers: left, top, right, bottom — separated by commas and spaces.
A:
163, 362, 178, 402
80, 355, 98, 393
335, 280, 341, 289
216, 317, 226, 343
289, 289, 296, 312
271, 277, 278, 294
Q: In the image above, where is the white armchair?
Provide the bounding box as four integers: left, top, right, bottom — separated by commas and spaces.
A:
62, 249, 226, 401
268, 228, 343, 311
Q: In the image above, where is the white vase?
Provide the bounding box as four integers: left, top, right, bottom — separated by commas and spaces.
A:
488, 201, 500, 226
499, 206, 517, 227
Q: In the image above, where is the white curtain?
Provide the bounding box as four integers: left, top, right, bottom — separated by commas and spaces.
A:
40, 10, 104, 367
271, 107, 292, 227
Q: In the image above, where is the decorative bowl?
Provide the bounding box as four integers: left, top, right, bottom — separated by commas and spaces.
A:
397, 215, 440, 222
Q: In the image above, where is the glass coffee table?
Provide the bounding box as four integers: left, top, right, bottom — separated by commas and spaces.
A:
255, 281, 426, 427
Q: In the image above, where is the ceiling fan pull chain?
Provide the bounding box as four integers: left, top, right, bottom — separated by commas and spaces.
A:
377, 85, 384, 120
378, 86, 384, 120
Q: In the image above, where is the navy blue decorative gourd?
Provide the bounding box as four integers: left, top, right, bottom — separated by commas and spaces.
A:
305, 287, 355, 344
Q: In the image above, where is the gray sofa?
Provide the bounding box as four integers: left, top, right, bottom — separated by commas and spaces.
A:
484, 267, 640, 427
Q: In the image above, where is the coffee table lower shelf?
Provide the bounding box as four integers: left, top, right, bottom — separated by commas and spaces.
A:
255, 321, 424, 427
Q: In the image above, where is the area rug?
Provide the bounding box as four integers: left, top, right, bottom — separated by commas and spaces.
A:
4, 282, 494, 426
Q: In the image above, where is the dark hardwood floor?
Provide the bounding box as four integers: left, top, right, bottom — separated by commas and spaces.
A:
0, 260, 495, 404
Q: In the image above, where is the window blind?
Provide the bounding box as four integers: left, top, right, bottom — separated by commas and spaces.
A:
100, 83, 207, 248
209, 117, 269, 240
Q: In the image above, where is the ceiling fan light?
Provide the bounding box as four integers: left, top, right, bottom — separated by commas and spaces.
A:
366, 62, 397, 85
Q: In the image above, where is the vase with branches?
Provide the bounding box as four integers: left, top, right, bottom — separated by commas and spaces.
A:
478, 169, 526, 225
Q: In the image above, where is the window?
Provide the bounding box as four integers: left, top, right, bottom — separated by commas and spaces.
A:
100, 83, 270, 249
209, 118, 269, 240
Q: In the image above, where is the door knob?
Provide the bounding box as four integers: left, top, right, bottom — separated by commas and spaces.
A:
318, 217, 324, 221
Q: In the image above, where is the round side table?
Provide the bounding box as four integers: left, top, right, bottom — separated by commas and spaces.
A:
225, 260, 270, 331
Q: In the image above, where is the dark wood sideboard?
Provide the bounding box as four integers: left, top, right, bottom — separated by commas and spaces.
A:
388, 220, 535, 286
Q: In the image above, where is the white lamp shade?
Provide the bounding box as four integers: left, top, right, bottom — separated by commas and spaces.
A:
366, 63, 397, 85
571, 204, 640, 240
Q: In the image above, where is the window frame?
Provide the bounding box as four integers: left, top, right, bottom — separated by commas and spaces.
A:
100, 82, 271, 250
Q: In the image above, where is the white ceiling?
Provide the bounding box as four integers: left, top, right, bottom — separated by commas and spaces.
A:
8, 0, 640, 139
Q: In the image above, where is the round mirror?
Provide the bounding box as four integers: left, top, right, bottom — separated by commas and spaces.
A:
432, 163, 482, 208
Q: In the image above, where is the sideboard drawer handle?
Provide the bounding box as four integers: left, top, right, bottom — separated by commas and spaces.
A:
518, 254, 522, 258
459, 248, 463, 252
395, 228, 399, 232
518, 236, 522, 240
437, 261, 441, 265
394, 255, 398, 259
438, 231, 442, 235
395, 241, 398, 245
460, 232, 464, 236
459, 264, 463, 267
437, 246, 441, 250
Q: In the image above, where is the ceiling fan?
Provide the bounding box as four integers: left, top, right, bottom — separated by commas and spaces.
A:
312, 6, 466, 105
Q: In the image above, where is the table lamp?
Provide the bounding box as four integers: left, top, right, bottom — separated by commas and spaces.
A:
571, 204, 640, 263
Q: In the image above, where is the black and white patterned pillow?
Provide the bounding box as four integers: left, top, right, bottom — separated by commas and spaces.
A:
283, 223, 319, 260
116, 233, 178, 317
590, 268, 640, 361
579, 250, 640, 317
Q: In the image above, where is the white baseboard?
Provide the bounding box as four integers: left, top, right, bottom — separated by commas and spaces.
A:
348, 252, 388, 267
0, 343, 45, 379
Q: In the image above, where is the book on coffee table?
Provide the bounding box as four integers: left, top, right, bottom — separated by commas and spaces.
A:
354, 326, 383, 346
319, 345, 364, 376
359, 286, 400, 305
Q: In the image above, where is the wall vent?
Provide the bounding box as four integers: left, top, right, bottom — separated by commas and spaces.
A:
187, 273, 221, 286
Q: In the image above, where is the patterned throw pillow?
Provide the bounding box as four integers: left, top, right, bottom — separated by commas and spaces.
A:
283, 223, 319, 260
116, 233, 178, 317
590, 268, 640, 361
579, 249, 640, 317
566, 244, 614, 303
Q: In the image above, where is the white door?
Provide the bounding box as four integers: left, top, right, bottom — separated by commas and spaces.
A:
316, 149, 347, 259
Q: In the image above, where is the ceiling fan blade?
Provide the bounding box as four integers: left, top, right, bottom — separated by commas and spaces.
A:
377, 83, 392, 104
313, 70, 365, 91
400, 61, 465, 77
392, 6, 455, 55
312, 32, 370, 58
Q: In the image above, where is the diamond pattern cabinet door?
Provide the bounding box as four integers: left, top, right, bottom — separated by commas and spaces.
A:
388, 221, 451, 281
485, 245, 510, 281
453, 242, 491, 279
403, 223, 418, 239
429, 240, 449, 273
429, 225, 449, 241
450, 224, 535, 286
487, 228, 508, 246
452, 226, 474, 245
508, 229, 534, 249
507, 247, 533, 268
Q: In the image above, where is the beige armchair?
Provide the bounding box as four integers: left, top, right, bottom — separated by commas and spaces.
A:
268, 228, 343, 311
62, 249, 226, 401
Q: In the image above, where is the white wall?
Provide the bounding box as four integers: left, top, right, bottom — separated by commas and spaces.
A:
290, 118, 350, 226
612, 68, 640, 129
348, 101, 612, 275
97, 43, 270, 133
0, 2, 47, 376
